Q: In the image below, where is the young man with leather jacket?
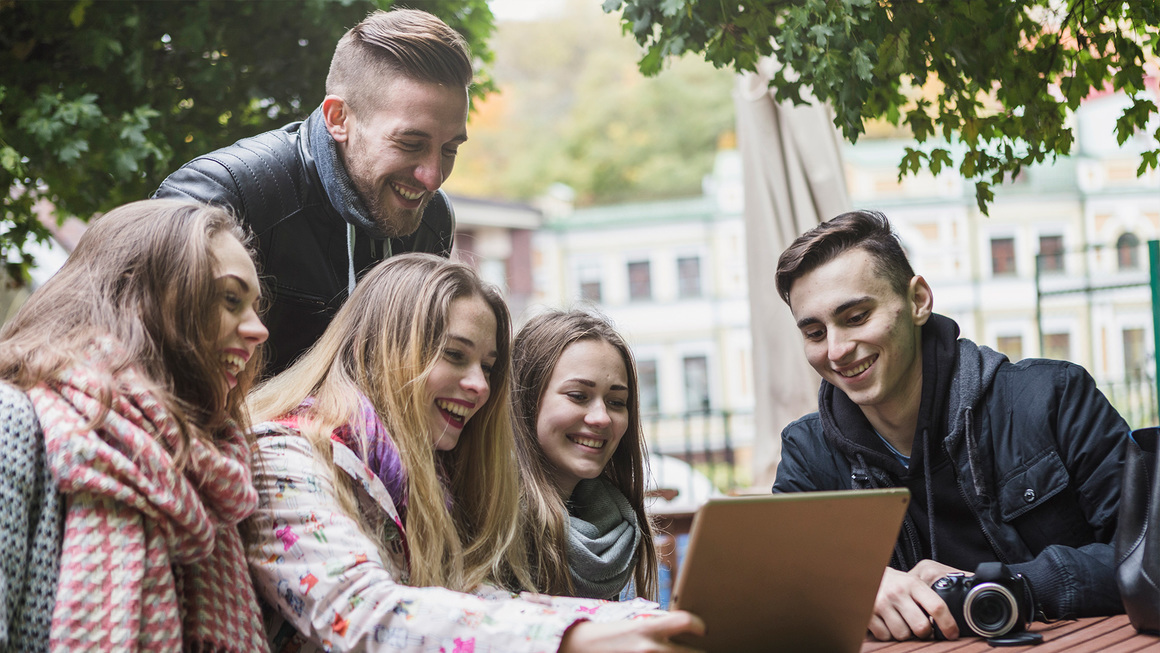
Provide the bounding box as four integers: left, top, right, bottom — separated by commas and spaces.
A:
155, 9, 469, 374
772, 210, 1129, 641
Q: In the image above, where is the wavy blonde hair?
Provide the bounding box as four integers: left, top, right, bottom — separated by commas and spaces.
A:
248, 253, 530, 591
511, 309, 658, 600
0, 199, 263, 464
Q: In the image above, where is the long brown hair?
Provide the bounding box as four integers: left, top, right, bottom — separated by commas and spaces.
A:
511, 309, 658, 600
0, 199, 264, 466
248, 253, 531, 592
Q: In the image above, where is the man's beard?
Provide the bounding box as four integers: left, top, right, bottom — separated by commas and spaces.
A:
354, 175, 429, 239
343, 131, 430, 239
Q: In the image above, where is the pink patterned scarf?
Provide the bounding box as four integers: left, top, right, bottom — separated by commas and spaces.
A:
29, 346, 269, 652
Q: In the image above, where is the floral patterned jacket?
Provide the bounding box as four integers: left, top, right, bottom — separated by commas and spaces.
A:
247, 426, 663, 652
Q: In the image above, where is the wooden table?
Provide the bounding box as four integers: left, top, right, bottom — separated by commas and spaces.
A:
861, 615, 1158, 652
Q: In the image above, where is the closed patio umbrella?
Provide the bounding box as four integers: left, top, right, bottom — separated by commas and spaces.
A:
734, 57, 851, 487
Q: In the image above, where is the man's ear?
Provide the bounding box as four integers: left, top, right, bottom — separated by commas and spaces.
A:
910, 275, 934, 326
322, 95, 351, 143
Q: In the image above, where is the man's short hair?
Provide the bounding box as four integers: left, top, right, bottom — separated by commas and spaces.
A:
326, 8, 473, 114
775, 210, 915, 307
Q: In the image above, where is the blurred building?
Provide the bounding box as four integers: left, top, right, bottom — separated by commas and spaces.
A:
523, 88, 1160, 488
845, 88, 1160, 426
448, 194, 541, 322
528, 153, 757, 483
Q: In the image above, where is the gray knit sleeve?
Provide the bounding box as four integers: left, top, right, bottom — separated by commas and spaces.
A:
0, 381, 62, 652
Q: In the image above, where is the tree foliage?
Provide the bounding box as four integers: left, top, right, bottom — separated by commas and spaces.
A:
604, 0, 1160, 213
0, 0, 494, 283
445, 0, 735, 206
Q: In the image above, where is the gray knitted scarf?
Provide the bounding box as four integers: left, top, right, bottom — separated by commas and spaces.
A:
566, 477, 641, 600
309, 107, 392, 240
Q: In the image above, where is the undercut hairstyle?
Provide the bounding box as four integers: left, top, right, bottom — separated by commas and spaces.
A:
326, 8, 473, 115
511, 309, 659, 601
775, 209, 915, 307
248, 253, 532, 593
0, 199, 264, 469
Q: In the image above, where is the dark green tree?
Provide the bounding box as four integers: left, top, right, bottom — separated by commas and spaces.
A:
604, 0, 1160, 212
1, 0, 494, 283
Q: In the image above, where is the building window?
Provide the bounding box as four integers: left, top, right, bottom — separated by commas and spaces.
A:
1117, 232, 1141, 270
628, 260, 652, 302
1037, 235, 1064, 273
1042, 332, 1070, 361
683, 355, 709, 413
1124, 328, 1147, 378
996, 335, 1023, 362
577, 261, 602, 303
991, 237, 1016, 276
677, 256, 702, 298
637, 359, 659, 415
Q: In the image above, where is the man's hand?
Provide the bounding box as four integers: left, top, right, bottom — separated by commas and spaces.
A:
908, 560, 964, 586
559, 611, 706, 653
867, 565, 962, 641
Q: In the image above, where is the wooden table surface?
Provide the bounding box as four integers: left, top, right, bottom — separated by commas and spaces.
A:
861, 615, 1158, 652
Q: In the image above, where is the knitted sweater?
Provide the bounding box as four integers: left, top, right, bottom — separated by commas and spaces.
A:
0, 382, 63, 652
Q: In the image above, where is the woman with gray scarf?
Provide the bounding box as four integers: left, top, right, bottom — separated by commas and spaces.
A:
512, 310, 659, 601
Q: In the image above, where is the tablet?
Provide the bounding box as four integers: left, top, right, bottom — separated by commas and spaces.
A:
670, 488, 910, 652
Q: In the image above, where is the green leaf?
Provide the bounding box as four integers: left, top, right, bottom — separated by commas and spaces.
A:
56, 139, 90, 163
659, 0, 685, 17
930, 148, 952, 175
975, 181, 994, 216
0, 147, 21, 174
69, 0, 92, 27
1138, 151, 1159, 175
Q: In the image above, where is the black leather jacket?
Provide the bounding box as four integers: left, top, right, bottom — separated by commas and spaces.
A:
774, 315, 1129, 620
154, 109, 454, 374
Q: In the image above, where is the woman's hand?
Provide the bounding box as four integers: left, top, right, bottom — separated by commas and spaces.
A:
558, 611, 706, 653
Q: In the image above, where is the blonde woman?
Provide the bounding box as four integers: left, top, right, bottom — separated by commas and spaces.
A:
0, 199, 269, 652
246, 253, 703, 652
512, 310, 658, 601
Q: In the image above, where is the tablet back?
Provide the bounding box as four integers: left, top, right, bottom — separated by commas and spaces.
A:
671, 488, 910, 652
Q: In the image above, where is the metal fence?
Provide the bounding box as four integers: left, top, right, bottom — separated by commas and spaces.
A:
642, 372, 1158, 498
643, 409, 754, 493
1097, 375, 1159, 430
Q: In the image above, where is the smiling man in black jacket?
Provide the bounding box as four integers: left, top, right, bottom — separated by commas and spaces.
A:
155, 9, 469, 374
772, 210, 1128, 641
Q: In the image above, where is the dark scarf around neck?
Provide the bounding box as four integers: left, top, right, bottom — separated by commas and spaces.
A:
308, 107, 392, 240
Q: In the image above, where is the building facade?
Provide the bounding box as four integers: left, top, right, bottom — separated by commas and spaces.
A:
525, 89, 1159, 486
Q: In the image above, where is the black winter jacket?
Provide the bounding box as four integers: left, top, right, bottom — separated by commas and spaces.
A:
154, 108, 455, 374
773, 314, 1129, 620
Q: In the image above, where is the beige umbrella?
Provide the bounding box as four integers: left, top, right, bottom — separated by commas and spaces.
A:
734, 57, 852, 488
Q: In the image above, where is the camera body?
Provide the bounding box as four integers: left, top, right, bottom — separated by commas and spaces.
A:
931, 562, 1035, 639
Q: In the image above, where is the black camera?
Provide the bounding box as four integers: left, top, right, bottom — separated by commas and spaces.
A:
931, 562, 1035, 640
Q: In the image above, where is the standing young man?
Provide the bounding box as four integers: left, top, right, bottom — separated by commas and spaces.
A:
155, 8, 470, 374
773, 210, 1128, 640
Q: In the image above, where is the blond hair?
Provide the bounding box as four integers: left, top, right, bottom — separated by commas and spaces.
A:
248, 253, 530, 591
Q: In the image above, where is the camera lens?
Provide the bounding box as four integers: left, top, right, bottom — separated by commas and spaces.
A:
963, 582, 1020, 637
